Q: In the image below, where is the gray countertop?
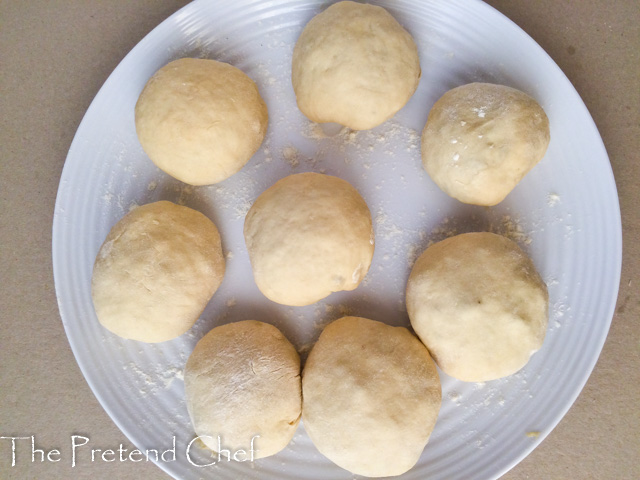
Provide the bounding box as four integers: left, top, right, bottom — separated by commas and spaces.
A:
1, 1, 638, 479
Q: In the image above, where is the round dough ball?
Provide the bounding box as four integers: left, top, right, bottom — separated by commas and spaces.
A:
406, 232, 549, 382
184, 320, 301, 459
302, 316, 441, 477
421, 83, 550, 206
91, 201, 225, 342
244, 173, 374, 306
292, 1, 421, 130
135, 58, 268, 185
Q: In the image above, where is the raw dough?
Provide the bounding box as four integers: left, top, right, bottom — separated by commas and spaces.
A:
184, 320, 301, 458
302, 316, 441, 477
135, 58, 268, 185
91, 201, 225, 342
292, 1, 420, 130
421, 83, 550, 206
406, 232, 549, 382
244, 172, 374, 306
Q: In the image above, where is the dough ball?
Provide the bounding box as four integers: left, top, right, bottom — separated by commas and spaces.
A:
302, 316, 441, 477
91, 201, 225, 342
421, 83, 550, 206
135, 58, 268, 185
244, 173, 374, 306
406, 232, 549, 382
184, 320, 301, 459
292, 1, 421, 130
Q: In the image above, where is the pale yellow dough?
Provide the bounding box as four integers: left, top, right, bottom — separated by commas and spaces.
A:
302, 316, 441, 477
135, 58, 268, 185
184, 320, 301, 459
244, 173, 374, 306
421, 83, 550, 206
292, 1, 421, 130
91, 201, 225, 342
406, 232, 549, 382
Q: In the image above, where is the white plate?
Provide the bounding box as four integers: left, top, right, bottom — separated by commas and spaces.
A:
52, 0, 622, 478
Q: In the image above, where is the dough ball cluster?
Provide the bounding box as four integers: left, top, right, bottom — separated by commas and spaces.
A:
421, 82, 550, 206
406, 232, 549, 382
96, 3, 554, 475
292, 1, 421, 130
302, 316, 441, 477
135, 58, 268, 186
184, 320, 302, 459
244, 172, 374, 307
91, 201, 225, 343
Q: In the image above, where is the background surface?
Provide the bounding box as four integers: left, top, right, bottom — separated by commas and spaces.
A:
1, 1, 638, 479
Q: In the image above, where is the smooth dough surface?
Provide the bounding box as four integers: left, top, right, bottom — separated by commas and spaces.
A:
135, 58, 268, 185
292, 1, 420, 130
421, 83, 550, 206
406, 232, 549, 382
91, 201, 225, 343
244, 173, 374, 306
302, 316, 441, 477
184, 320, 301, 458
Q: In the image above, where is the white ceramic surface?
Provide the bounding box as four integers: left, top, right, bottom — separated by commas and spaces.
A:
52, 1, 622, 479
